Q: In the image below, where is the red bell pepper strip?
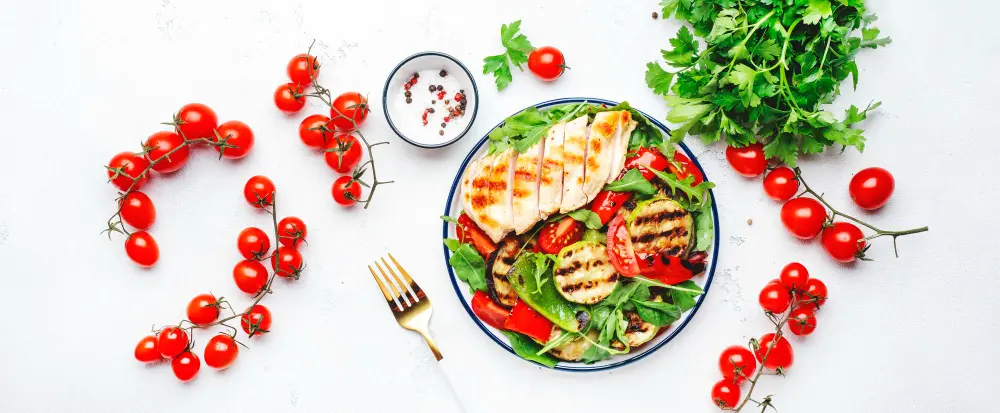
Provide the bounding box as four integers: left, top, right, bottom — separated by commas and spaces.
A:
624, 147, 672, 181
590, 190, 633, 226
668, 151, 705, 186
456, 213, 497, 258
471, 291, 510, 330
636, 251, 708, 285
591, 148, 674, 225
504, 299, 553, 343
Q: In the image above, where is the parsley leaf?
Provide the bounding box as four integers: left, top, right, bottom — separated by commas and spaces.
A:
483, 20, 535, 91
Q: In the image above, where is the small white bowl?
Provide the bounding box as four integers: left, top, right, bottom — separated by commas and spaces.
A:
381, 52, 479, 148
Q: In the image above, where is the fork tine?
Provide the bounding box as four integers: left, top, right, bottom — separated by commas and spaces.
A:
388, 253, 424, 299
375, 262, 407, 309
368, 265, 400, 312
381, 257, 417, 304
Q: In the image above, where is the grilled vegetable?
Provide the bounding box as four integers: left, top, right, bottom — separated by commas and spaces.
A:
547, 328, 596, 361
487, 235, 532, 307
627, 198, 693, 256
507, 253, 585, 332
610, 310, 659, 351
554, 241, 619, 305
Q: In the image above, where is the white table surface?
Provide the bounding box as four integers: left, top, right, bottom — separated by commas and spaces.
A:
2, 0, 998, 412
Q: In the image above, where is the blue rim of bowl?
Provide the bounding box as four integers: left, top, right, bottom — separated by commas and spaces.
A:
381, 51, 480, 149
441, 97, 721, 372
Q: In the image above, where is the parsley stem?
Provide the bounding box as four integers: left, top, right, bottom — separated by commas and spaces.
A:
724, 10, 776, 74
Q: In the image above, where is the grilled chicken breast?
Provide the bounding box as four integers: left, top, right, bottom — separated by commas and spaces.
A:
511, 138, 544, 234
582, 111, 621, 201
559, 116, 589, 213
486, 235, 532, 307
537, 122, 566, 219
628, 198, 694, 256
479, 149, 517, 242
459, 157, 485, 220
609, 111, 637, 178
547, 327, 596, 361
464, 153, 500, 241
554, 241, 619, 304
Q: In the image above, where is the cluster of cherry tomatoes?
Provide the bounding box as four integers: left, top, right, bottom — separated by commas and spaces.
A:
711, 263, 829, 409
107, 103, 255, 267
725, 144, 896, 262
239, 175, 309, 288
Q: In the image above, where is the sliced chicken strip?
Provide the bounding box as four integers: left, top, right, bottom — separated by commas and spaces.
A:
582, 111, 622, 201
537, 122, 565, 219
511, 137, 545, 234
559, 116, 589, 213
481, 148, 517, 242
465, 153, 501, 240
609, 111, 637, 179
459, 157, 484, 220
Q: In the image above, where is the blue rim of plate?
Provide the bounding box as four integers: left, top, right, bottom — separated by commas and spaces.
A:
381, 51, 480, 149
441, 97, 720, 372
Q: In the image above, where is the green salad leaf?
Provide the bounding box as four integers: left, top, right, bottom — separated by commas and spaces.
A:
693, 197, 714, 252
604, 168, 658, 196
487, 103, 589, 155
632, 300, 682, 327
502, 331, 559, 368
581, 228, 605, 244
483, 20, 535, 91
670, 280, 703, 312
647, 167, 715, 210
507, 253, 582, 332
443, 239, 487, 293
567, 209, 603, 230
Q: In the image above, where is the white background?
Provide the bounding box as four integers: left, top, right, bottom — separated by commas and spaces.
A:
1, 0, 998, 412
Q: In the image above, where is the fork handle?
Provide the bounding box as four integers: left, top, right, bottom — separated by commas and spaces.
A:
418, 330, 443, 361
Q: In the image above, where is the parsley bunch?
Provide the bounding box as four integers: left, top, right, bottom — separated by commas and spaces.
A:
647, 0, 891, 166
483, 20, 535, 91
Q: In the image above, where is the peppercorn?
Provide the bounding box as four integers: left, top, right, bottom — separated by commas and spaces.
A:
413, 73, 419, 79
652, 11, 658, 19
431, 100, 436, 104
428, 85, 435, 92
441, 122, 446, 128
439, 130, 444, 136
404, 91, 412, 97
445, 100, 450, 104
406, 97, 412, 104
429, 108, 435, 114
439, 69, 447, 77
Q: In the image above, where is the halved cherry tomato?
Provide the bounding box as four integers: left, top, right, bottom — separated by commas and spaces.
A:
471, 290, 510, 330
606, 214, 640, 276
537, 217, 583, 255
637, 251, 707, 285
456, 213, 498, 258
504, 299, 552, 343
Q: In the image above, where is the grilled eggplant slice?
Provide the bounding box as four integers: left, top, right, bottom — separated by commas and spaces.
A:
554, 241, 619, 305
610, 310, 660, 351
547, 327, 596, 361
628, 198, 694, 257
486, 235, 532, 307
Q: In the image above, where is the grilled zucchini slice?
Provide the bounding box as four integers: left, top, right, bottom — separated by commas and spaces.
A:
628, 198, 693, 256
547, 327, 596, 361
554, 241, 619, 305
610, 310, 659, 351
486, 235, 532, 307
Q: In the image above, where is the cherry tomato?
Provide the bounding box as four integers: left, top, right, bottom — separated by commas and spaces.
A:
134, 335, 161, 363
274, 82, 306, 113
725, 143, 767, 177
788, 307, 817, 336
107, 152, 150, 191
667, 151, 705, 186
470, 290, 510, 330
271, 246, 304, 278
332, 176, 362, 206
821, 222, 866, 262
156, 326, 189, 358
623, 147, 671, 180
119, 191, 156, 230
606, 214, 640, 276
171, 351, 200, 382
759, 282, 791, 313
719, 345, 756, 385
125, 231, 158, 267
233, 260, 268, 294
800, 278, 828, 311
849, 167, 894, 210
287, 53, 319, 86
755, 333, 793, 370
204, 334, 239, 369
330, 92, 369, 130
711, 380, 741, 409
778, 262, 810, 292
175, 103, 218, 140
763, 166, 798, 202
277, 216, 307, 248
237, 227, 271, 260
527, 46, 566, 82
144, 131, 189, 173
186, 293, 220, 325
214, 120, 254, 159
241, 305, 272, 337
537, 217, 584, 255
323, 134, 363, 174
299, 114, 334, 148
243, 175, 275, 208
780, 197, 827, 239
455, 213, 498, 258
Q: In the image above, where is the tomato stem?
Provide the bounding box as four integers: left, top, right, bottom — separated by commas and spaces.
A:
729, 293, 805, 412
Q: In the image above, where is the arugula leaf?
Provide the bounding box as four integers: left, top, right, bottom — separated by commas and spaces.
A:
670, 280, 703, 312
440, 215, 460, 226
693, 197, 714, 251
634, 276, 704, 294
567, 209, 603, 230
443, 239, 487, 293
647, 167, 715, 209
483, 20, 535, 91
604, 168, 658, 195
502, 331, 559, 368
529, 253, 557, 294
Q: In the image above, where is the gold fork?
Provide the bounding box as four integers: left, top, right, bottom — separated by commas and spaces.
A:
368, 253, 443, 361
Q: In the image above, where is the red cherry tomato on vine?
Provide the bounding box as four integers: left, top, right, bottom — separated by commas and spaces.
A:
144, 131, 189, 173
778, 262, 810, 292
800, 278, 828, 311
186, 293, 220, 325
134, 335, 161, 363
277, 216, 307, 248
171, 351, 200, 382
274, 82, 306, 113
330, 92, 369, 130
788, 307, 817, 336
759, 282, 791, 313
763, 166, 798, 201
287, 54, 319, 86
237, 227, 271, 260
849, 167, 894, 210
710, 380, 741, 409
324, 134, 363, 174
755, 333, 793, 370
125, 231, 158, 267
821, 221, 866, 263
241, 305, 272, 336
725, 143, 767, 177
119, 191, 156, 230
332, 176, 362, 206
243, 175, 275, 208
107, 152, 150, 191
214, 120, 254, 159
719, 345, 756, 385
527, 46, 566, 82
156, 326, 189, 358
780, 197, 827, 239
233, 260, 268, 294
299, 114, 333, 148
204, 334, 239, 369
175, 103, 218, 140
271, 246, 304, 278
